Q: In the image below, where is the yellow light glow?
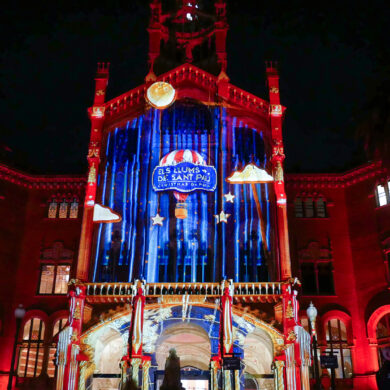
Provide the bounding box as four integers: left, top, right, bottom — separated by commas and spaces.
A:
146, 81, 176, 109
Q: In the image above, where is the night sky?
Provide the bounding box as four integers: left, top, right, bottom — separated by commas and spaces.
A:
0, 0, 388, 175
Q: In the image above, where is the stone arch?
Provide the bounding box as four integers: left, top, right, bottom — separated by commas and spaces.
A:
321, 309, 353, 344
95, 327, 124, 374
242, 326, 274, 375
80, 302, 285, 387
367, 304, 390, 376
367, 304, 390, 340
155, 322, 211, 370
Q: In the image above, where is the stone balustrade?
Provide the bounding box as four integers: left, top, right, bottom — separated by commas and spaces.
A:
84, 281, 282, 303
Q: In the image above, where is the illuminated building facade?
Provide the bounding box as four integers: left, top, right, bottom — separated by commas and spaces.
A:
0, 1, 389, 390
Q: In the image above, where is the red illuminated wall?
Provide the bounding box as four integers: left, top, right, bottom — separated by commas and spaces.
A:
0, 165, 85, 389
0, 160, 389, 389
287, 161, 390, 389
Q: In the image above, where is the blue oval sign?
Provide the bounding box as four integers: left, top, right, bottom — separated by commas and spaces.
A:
152, 162, 217, 193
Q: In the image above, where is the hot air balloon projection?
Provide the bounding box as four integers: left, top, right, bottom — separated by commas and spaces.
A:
158, 149, 209, 219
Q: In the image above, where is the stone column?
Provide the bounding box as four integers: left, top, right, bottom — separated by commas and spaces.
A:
210, 357, 220, 390
142, 359, 151, 390
234, 369, 240, 390
223, 370, 231, 390
273, 360, 285, 390
131, 358, 142, 385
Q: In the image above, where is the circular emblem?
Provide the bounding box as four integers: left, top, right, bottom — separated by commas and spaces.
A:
146, 81, 176, 109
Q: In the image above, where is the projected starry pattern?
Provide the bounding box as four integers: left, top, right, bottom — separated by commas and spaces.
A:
92, 101, 271, 284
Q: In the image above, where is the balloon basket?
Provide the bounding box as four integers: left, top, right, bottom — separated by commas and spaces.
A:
175, 203, 187, 219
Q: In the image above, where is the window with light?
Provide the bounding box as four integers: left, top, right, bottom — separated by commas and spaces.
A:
376, 180, 390, 207
17, 318, 45, 377
48, 199, 58, 219
325, 319, 353, 379
38, 264, 71, 295
376, 312, 390, 370
47, 196, 79, 218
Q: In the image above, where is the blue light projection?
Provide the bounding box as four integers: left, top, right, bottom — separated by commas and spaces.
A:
92, 100, 271, 283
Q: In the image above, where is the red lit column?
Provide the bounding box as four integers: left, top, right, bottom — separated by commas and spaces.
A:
266, 62, 292, 280
282, 281, 303, 390
62, 281, 87, 390
76, 63, 109, 281
122, 281, 151, 389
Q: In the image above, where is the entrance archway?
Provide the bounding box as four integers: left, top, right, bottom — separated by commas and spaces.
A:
155, 323, 211, 390
155, 322, 211, 370
80, 303, 284, 390
243, 328, 274, 390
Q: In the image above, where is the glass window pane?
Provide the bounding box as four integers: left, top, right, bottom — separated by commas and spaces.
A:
18, 319, 45, 378
47, 347, 57, 377
54, 265, 70, 294
36, 347, 44, 376
316, 197, 327, 218
377, 185, 387, 206
53, 320, 60, 337
31, 318, 44, 341
53, 318, 67, 337
69, 200, 79, 218
304, 198, 314, 218
301, 263, 316, 295
23, 320, 32, 340
339, 320, 347, 341
377, 313, 390, 339
342, 348, 353, 378
295, 198, 303, 218
318, 263, 334, 295
26, 347, 37, 377
17, 347, 28, 376
39, 265, 55, 294
59, 200, 68, 218
330, 319, 339, 341
48, 201, 57, 218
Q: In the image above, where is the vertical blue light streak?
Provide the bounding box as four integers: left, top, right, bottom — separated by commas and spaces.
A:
146, 109, 160, 282
129, 115, 143, 281
231, 121, 240, 282
92, 132, 111, 281
221, 107, 227, 279
212, 107, 219, 280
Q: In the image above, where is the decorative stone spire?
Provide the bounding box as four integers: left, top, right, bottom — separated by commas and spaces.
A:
147, 0, 229, 76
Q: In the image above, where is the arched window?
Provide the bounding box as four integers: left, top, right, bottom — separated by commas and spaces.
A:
48, 199, 58, 219
17, 318, 45, 377
325, 319, 353, 379
294, 197, 304, 218
47, 317, 67, 377
304, 197, 314, 218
